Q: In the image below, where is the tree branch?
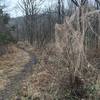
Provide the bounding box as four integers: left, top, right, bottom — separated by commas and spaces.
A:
95, 0, 100, 5
81, 0, 87, 5
71, 0, 79, 7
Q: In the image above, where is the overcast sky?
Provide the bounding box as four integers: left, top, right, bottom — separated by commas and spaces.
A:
5, 0, 95, 18
5, 0, 21, 17
5, 0, 56, 18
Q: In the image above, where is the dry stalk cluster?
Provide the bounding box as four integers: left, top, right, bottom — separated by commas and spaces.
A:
55, 9, 98, 99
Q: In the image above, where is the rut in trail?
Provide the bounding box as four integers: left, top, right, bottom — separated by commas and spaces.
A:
0, 54, 37, 100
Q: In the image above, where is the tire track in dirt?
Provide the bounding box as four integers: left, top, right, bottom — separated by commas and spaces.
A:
0, 53, 36, 100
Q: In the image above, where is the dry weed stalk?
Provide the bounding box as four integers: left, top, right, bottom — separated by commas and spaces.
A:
55, 8, 98, 88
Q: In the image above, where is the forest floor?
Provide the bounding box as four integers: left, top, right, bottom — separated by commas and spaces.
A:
0, 45, 31, 99
0, 44, 100, 100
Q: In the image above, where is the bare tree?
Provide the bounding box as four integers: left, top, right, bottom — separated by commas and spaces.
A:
18, 0, 44, 44
95, 0, 100, 49
71, 0, 87, 32
57, 0, 65, 24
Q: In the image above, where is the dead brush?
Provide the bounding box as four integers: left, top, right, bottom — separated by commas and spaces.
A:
0, 44, 18, 57
55, 8, 98, 99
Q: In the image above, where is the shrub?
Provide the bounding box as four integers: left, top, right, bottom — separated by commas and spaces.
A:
0, 33, 14, 45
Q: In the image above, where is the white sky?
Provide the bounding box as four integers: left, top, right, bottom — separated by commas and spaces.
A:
6, 0, 56, 18
5, 0, 95, 18
5, 0, 20, 17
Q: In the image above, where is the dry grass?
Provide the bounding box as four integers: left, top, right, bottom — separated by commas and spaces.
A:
54, 8, 99, 99
0, 45, 30, 90
13, 20, 100, 100
13, 43, 100, 100
5, 9, 100, 100
17, 41, 34, 52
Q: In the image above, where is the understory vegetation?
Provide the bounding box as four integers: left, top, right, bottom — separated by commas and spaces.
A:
0, 33, 14, 45
0, 0, 100, 100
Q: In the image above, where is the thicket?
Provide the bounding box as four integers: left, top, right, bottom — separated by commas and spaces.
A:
0, 1, 14, 45
0, 33, 14, 45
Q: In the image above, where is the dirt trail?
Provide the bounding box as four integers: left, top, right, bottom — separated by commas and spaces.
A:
0, 53, 36, 100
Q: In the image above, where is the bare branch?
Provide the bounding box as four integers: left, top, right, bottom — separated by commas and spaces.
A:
95, 0, 100, 5
71, 0, 79, 7
81, 0, 87, 5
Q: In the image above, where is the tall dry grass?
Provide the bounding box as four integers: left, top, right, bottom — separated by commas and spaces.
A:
14, 9, 100, 100
55, 7, 99, 99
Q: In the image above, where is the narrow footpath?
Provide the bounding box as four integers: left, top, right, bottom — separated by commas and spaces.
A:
0, 52, 37, 100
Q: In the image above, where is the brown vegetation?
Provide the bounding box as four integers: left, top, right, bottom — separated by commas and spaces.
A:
15, 8, 100, 100
0, 45, 30, 90
0, 0, 100, 100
